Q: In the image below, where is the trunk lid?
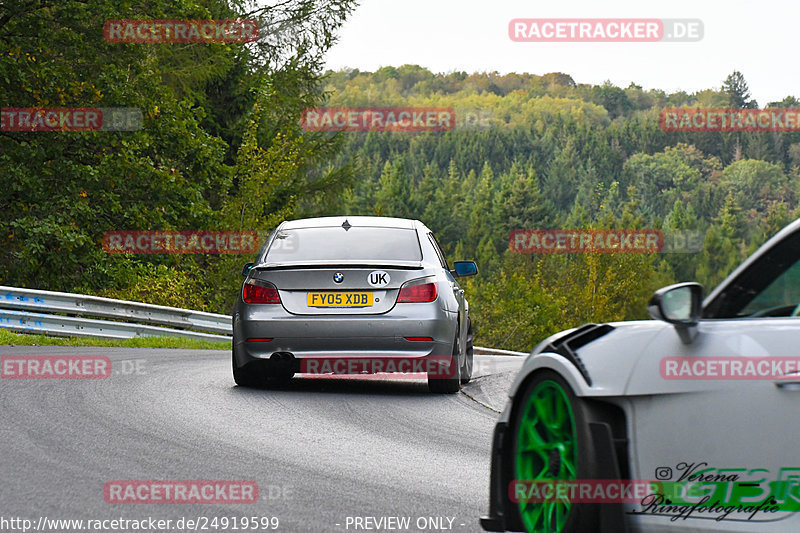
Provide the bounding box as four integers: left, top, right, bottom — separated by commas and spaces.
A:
250, 263, 428, 315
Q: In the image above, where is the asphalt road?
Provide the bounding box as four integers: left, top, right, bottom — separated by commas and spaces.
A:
0, 346, 524, 533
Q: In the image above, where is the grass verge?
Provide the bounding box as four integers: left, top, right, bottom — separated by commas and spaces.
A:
0, 329, 231, 350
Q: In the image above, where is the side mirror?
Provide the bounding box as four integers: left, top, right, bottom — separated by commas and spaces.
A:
648, 282, 703, 344
452, 261, 478, 278
241, 262, 255, 277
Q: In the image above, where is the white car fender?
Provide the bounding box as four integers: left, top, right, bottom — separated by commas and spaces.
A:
507, 352, 594, 399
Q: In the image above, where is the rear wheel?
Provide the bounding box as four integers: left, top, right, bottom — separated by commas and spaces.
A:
460, 319, 474, 384
512, 371, 598, 532
232, 351, 261, 388
428, 328, 462, 394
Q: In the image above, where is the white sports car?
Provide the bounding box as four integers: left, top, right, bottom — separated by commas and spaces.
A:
481, 218, 800, 533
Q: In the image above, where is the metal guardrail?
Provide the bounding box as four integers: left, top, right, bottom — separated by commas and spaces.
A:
0, 285, 529, 353
0, 286, 231, 341
0, 309, 230, 341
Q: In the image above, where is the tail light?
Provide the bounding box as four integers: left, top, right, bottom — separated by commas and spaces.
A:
243, 279, 281, 304
398, 279, 438, 303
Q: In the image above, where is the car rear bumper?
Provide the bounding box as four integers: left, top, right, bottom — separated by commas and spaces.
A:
237, 339, 451, 362
233, 302, 456, 367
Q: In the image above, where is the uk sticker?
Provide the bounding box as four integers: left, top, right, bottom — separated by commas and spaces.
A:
367, 271, 390, 287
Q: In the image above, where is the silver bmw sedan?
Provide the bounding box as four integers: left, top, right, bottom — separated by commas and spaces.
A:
232, 216, 478, 393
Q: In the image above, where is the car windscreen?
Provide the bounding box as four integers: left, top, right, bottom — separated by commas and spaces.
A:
264, 226, 422, 262
704, 230, 800, 318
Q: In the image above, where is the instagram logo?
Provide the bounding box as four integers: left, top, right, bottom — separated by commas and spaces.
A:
655, 467, 673, 480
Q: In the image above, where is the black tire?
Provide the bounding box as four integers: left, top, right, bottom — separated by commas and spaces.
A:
232, 350, 261, 388
460, 319, 474, 385
428, 328, 462, 393
510, 370, 600, 533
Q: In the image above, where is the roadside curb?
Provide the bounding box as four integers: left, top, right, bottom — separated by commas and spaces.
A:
461, 371, 519, 413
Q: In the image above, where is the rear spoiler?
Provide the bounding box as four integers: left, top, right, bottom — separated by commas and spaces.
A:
253, 262, 425, 271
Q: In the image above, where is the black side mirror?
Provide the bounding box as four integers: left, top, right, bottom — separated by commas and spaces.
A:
451, 261, 478, 278
648, 282, 703, 344
241, 262, 255, 277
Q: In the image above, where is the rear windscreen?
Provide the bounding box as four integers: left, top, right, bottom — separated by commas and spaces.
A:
265, 227, 422, 262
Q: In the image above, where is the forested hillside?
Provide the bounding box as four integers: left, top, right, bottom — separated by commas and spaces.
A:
305, 66, 800, 349
3, 0, 799, 353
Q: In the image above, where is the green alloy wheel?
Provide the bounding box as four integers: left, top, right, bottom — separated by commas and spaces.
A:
513, 371, 597, 533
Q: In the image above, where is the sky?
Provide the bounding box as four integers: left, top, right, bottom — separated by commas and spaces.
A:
323, 0, 798, 105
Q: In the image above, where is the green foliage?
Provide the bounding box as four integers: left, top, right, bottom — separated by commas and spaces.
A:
722, 71, 758, 108
316, 67, 800, 350
695, 192, 748, 288
97, 263, 211, 310
4, 21, 799, 353
719, 159, 793, 216
1, 0, 357, 314
466, 247, 671, 352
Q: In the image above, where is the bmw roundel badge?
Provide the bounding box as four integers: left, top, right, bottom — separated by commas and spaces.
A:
333, 272, 344, 284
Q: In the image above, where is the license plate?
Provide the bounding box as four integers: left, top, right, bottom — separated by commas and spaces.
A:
307, 292, 373, 307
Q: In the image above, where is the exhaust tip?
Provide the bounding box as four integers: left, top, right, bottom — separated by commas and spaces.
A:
270, 352, 295, 361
